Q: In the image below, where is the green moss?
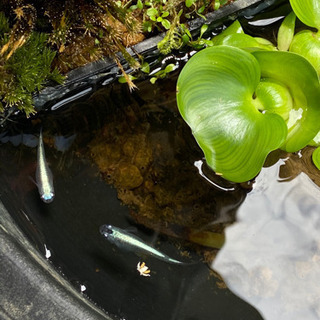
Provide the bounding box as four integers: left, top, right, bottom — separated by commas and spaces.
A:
0, 11, 9, 36
0, 1, 235, 118
0, 12, 64, 116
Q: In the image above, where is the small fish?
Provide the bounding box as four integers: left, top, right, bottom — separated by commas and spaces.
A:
36, 129, 55, 203
100, 224, 185, 265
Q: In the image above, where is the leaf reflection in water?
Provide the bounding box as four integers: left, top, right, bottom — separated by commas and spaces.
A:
212, 171, 320, 320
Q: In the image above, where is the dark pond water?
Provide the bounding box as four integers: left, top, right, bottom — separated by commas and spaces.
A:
0, 72, 263, 320
2, 1, 318, 319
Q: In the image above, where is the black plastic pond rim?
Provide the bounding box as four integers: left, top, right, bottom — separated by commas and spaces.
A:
0, 201, 113, 320
0, 1, 280, 319
33, 0, 277, 113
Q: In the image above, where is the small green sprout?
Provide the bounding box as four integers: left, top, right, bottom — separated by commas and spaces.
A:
185, 0, 197, 8
187, 23, 215, 49
184, 0, 207, 20
130, 0, 144, 10
118, 74, 137, 84
141, 61, 151, 73
214, 0, 229, 10
150, 63, 175, 84
146, 7, 171, 30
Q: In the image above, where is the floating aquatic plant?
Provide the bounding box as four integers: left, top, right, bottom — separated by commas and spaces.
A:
176, 45, 320, 182
177, 3, 320, 182
211, 20, 276, 50
278, 0, 320, 74
277, 11, 296, 51
276, 0, 320, 170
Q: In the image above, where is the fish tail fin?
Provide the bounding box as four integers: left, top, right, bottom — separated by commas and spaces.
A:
168, 257, 185, 265
168, 257, 200, 266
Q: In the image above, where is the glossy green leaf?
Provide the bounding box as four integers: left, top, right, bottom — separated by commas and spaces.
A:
150, 77, 157, 84
254, 79, 292, 121
211, 20, 243, 45
177, 46, 287, 182
164, 63, 175, 73
214, 33, 275, 50
162, 11, 169, 18
185, 0, 196, 8
290, 30, 320, 74
137, 0, 143, 9
278, 11, 296, 51
177, 46, 320, 182
141, 61, 150, 73
287, 0, 320, 75
221, 20, 243, 35
309, 131, 320, 146
118, 74, 137, 83
198, 5, 205, 14
199, 24, 208, 38
289, 0, 320, 29
252, 50, 320, 152
212, 20, 275, 50
161, 19, 171, 30
312, 147, 320, 169
146, 8, 158, 17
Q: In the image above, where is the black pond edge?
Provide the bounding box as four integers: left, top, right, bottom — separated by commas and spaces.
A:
0, 1, 280, 319
0, 201, 112, 320
33, 0, 278, 113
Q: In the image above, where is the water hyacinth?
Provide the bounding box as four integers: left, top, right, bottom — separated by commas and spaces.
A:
177, 22, 320, 182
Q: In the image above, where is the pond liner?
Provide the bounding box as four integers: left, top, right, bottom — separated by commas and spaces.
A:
0, 201, 112, 320
0, 1, 281, 320
32, 0, 278, 113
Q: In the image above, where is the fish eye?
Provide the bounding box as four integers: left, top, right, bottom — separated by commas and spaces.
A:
99, 225, 113, 237
41, 193, 55, 204
105, 225, 113, 234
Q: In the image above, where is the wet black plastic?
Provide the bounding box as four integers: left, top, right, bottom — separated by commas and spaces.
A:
0, 201, 111, 320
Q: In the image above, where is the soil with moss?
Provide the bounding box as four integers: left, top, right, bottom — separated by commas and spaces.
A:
0, 0, 235, 117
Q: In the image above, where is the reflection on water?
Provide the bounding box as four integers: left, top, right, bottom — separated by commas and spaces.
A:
194, 160, 237, 192
213, 162, 320, 320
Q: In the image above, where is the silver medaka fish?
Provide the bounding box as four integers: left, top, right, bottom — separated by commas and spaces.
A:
36, 130, 55, 203
100, 224, 185, 264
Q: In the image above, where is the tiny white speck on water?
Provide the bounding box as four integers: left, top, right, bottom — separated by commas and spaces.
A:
44, 244, 51, 259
